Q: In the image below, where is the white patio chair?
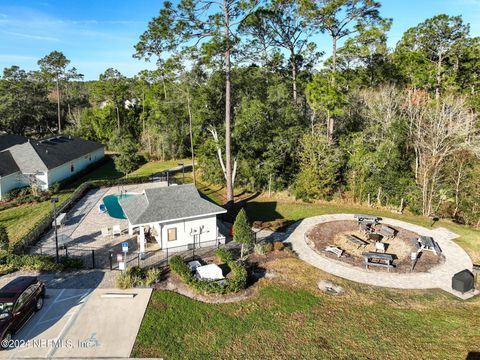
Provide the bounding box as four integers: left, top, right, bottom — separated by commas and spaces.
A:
101, 227, 110, 238
112, 225, 122, 237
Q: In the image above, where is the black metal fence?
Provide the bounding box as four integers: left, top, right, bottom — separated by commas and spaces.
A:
26, 238, 226, 270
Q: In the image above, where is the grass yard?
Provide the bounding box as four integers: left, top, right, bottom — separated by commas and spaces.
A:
129, 158, 192, 177
132, 257, 480, 359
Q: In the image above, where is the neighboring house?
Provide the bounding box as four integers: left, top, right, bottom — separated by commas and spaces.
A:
119, 184, 227, 253
0, 134, 105, 200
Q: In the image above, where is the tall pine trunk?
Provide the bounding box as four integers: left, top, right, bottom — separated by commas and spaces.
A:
56, 76, 61, 133
224, 0, 234, 205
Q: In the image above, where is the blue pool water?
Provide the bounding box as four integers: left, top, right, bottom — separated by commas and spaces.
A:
102, 194, 132, 219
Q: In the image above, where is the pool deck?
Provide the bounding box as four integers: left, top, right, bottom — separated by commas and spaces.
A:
35, 182, 168, 253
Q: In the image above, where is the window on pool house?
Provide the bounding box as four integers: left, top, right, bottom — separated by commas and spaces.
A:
168, 228, 177, 241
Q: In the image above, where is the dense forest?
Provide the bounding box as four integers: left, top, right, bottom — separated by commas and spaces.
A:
0, 0, 479, 226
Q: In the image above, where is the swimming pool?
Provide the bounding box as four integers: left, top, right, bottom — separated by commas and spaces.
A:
102, 194, 132, 219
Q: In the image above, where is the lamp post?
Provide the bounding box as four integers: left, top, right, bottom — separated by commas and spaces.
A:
178, 163, 185, 183
51, 197, 59, 263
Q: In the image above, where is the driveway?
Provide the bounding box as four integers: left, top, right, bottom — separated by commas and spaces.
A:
0, 286, 151, 358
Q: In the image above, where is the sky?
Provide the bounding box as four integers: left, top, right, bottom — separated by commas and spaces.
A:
0, 0, 480, 80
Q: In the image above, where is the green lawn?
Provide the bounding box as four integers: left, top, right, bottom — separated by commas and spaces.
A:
130, 158, 192, 177
132, 258, 480, 359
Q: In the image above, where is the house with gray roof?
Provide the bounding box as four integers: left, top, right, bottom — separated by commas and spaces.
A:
0, 134, 104, 199
119, 184, 227, 252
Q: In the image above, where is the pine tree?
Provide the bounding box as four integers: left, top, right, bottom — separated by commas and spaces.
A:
233, 208, 253, 258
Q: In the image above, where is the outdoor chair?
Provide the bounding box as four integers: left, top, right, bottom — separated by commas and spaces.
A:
101, 227, 110, 238
112, 225, 122, 236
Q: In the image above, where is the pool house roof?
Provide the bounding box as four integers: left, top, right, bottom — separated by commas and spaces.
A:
118, 184, 227, 226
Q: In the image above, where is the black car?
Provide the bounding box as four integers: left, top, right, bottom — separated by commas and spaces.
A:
0, 276, 45, 348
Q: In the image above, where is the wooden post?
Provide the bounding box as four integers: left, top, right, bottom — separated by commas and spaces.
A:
399, 198, 404, 214
367, 193, 371, 207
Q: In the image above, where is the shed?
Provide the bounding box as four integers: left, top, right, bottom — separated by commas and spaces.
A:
452, 269, 474, 293
196, 264, 224, 281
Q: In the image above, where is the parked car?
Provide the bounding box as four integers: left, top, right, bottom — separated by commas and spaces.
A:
0, 276, 45, 348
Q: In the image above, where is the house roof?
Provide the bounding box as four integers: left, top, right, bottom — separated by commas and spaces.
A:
7, 136, 104, 173
0, 151, 20, 177
0, 134, 28, 152
119, 184, 227, 226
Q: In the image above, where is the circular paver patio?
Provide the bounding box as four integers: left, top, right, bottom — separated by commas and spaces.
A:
285, 214, 477, 299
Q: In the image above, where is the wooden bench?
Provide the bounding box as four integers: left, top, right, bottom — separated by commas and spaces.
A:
362, 252, 395, 271
379, 226, 396, 239
359, 222, 373, 235
325, 246, 344, 258
344, 235, 368, 248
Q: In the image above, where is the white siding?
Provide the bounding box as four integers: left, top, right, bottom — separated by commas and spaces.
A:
158, 215, 219, 251
38, 147, 105, 189
0, 171, 27, 200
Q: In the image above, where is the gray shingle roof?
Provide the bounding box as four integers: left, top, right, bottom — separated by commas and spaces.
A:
119, 184, 227, 225
0, 134, 28, 152
6, 136, 104, 173
0, 151, 20, 177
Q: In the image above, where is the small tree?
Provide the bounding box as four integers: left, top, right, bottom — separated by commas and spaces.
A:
0, 224, 9, 251
233, 208, 254, 258
112, 135, 141, 176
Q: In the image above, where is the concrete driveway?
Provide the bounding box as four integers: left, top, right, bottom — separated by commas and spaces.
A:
0, 287, 152, 358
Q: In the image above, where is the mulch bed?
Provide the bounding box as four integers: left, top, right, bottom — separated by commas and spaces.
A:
306, 220, 444, 273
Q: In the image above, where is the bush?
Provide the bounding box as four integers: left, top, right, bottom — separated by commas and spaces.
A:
145, 268, 161, 286
0, 224, 9, 251
59, 257, 84, 269
215, 247, 234, 263
263, 243, 273, 253
169, 256, 192, 278
254, 243, 265, 255
273, 242, 285, 251
169, 251, 248, 295
5, 254, 62, 272
116, 273, 138, 289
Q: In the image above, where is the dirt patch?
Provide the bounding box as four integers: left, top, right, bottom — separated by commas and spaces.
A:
306, 220, 444, 273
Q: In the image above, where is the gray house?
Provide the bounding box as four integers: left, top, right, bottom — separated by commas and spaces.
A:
0, 134, 105, 199
119, 184, 227, 252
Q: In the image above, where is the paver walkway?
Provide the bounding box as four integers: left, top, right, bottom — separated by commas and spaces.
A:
285, 214, 479, 299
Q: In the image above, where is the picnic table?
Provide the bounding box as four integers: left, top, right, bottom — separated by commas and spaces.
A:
411, 236, 442, 255
344, 234, 368, 248
362, 252, 395, 271
367, 232, 383, 242
379, 225, 396, 239
354, 214, 381, 224
52, 212, 67, 228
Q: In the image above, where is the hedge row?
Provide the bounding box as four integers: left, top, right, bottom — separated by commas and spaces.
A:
169, 249, 247, 294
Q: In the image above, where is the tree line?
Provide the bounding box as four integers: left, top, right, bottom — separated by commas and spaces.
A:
0, 0, 479, 226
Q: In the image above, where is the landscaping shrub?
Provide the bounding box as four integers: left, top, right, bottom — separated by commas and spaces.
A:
273, 241, 285, 251
254, 243, 265, 255
169, 251, 248, 295
169, 256, 192, 278
215, 247, 234, 263
233, 208, 254, 258
116, 266, 162, 289
59, 257, 84, 269
145, 268, 161, 286
0, 224, 9, 251
262, 243, 273, 253
4, 253, 62, 273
